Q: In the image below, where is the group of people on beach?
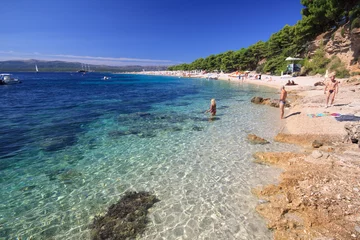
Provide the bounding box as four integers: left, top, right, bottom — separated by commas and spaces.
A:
279, 72, 339, 119
206, 72, 340, 120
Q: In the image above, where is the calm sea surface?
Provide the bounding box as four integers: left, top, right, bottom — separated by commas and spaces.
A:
0, 73, 297, 239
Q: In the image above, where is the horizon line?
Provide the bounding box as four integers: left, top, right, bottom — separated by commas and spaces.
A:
0, 51, 183, 66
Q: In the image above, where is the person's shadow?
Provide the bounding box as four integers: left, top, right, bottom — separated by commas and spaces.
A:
285, 112, 301, 119
333, 104, 348, 107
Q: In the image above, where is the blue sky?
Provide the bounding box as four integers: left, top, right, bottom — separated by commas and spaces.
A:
1, 0, 303, 66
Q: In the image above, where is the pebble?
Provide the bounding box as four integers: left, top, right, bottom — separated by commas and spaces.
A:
312, 150, 323, 159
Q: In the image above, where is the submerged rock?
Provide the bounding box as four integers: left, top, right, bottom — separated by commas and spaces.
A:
90, 191, 159, 240
251, 96, 265, 104
247, 134, 270, 145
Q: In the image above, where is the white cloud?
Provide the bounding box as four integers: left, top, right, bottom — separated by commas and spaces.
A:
0, 51, 179, 66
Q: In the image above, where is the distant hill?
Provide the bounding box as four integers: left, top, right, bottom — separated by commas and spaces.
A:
0, 59, 168, 72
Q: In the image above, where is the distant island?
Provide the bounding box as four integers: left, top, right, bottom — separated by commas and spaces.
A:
0, 59, 168, 72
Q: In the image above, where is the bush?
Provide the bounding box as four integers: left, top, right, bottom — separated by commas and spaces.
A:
256, 63, 264, 74
341, 28, 345, 38
351, 18, 360, 29
327, 56, 350, 78
303, 43, 330, 75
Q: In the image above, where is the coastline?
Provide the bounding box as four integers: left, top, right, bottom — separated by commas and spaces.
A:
130, 71, 360, 239
252, 77, 360, 239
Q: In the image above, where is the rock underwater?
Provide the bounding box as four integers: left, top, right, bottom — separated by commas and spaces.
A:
90, 191, 159, 240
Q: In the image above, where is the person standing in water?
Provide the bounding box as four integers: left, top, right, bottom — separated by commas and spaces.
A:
324, 72, 339, 108
205, 98, 216, 117
279, 86, 287, 119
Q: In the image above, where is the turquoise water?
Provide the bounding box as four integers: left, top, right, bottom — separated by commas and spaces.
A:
0, 73, 296, 239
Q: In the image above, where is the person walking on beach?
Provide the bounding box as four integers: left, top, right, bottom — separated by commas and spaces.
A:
205, 98, 216, 117
324, 72, 339, 108
280, 86, 287, 119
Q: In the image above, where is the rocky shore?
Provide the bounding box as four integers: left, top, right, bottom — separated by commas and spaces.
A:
251, 79, 360, 239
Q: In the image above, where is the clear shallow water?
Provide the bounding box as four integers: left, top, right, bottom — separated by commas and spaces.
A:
0, 73, 297, 239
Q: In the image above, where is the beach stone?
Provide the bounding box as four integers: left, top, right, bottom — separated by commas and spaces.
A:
311, 150, 323, 159
344, 123, 360, 146
314, 82, 325, 86
312, 140, 324, 148
258, 199, 269, 204
247, 134, 269, 145
251, 96, 264, 104
251, 96, 290, 108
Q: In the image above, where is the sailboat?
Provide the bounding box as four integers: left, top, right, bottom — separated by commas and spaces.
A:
35, 64, 39, 73
77, 63, 88, 73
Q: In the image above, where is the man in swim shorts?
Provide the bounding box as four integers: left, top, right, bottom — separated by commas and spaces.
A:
324, 72, 339, 108
280, 86, 287, 119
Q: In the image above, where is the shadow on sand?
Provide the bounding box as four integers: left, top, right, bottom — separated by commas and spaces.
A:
285, 112, 301, 119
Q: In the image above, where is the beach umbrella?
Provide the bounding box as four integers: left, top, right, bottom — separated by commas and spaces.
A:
285, 57, 303, 61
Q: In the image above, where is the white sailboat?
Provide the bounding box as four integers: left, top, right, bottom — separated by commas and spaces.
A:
35, 64, 39, 73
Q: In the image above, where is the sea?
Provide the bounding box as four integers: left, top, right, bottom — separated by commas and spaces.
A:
0, 72, 298, 239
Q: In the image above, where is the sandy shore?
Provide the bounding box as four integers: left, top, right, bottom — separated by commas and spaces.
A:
249, 77, 360, 239
134, 71, 360, 239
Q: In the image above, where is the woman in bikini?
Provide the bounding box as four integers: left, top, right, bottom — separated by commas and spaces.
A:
205, 99, 216, 117
324, 73, 339, 108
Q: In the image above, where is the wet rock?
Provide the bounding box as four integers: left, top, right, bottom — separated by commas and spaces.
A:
251, 96, 264, 104
90, 191, 159, 240
247, 134, 269, 145
312, 140, 324, 148
251, 96, 291, 108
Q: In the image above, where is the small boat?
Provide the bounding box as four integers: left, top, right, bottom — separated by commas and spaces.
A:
0, 74, 21, 85
207, 74, 218, 80
102, 76, 111, 80
35, 64, 39, 73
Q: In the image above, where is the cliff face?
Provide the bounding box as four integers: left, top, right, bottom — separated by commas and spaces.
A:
308, 25, 360, 71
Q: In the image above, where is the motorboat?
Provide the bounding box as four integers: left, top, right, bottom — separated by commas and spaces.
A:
206, 74, 218, 80
0, 74, 21, 85
102, 76, 111, 80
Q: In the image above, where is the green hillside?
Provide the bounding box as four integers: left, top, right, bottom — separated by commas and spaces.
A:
168, 0, 360, 75
0, 59, 168, 72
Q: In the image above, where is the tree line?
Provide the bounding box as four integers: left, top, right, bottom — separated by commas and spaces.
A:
168, 0, 360, 75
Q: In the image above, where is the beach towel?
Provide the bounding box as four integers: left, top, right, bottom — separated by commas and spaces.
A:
307, 113, 341, 118
335, 115, 360, 122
